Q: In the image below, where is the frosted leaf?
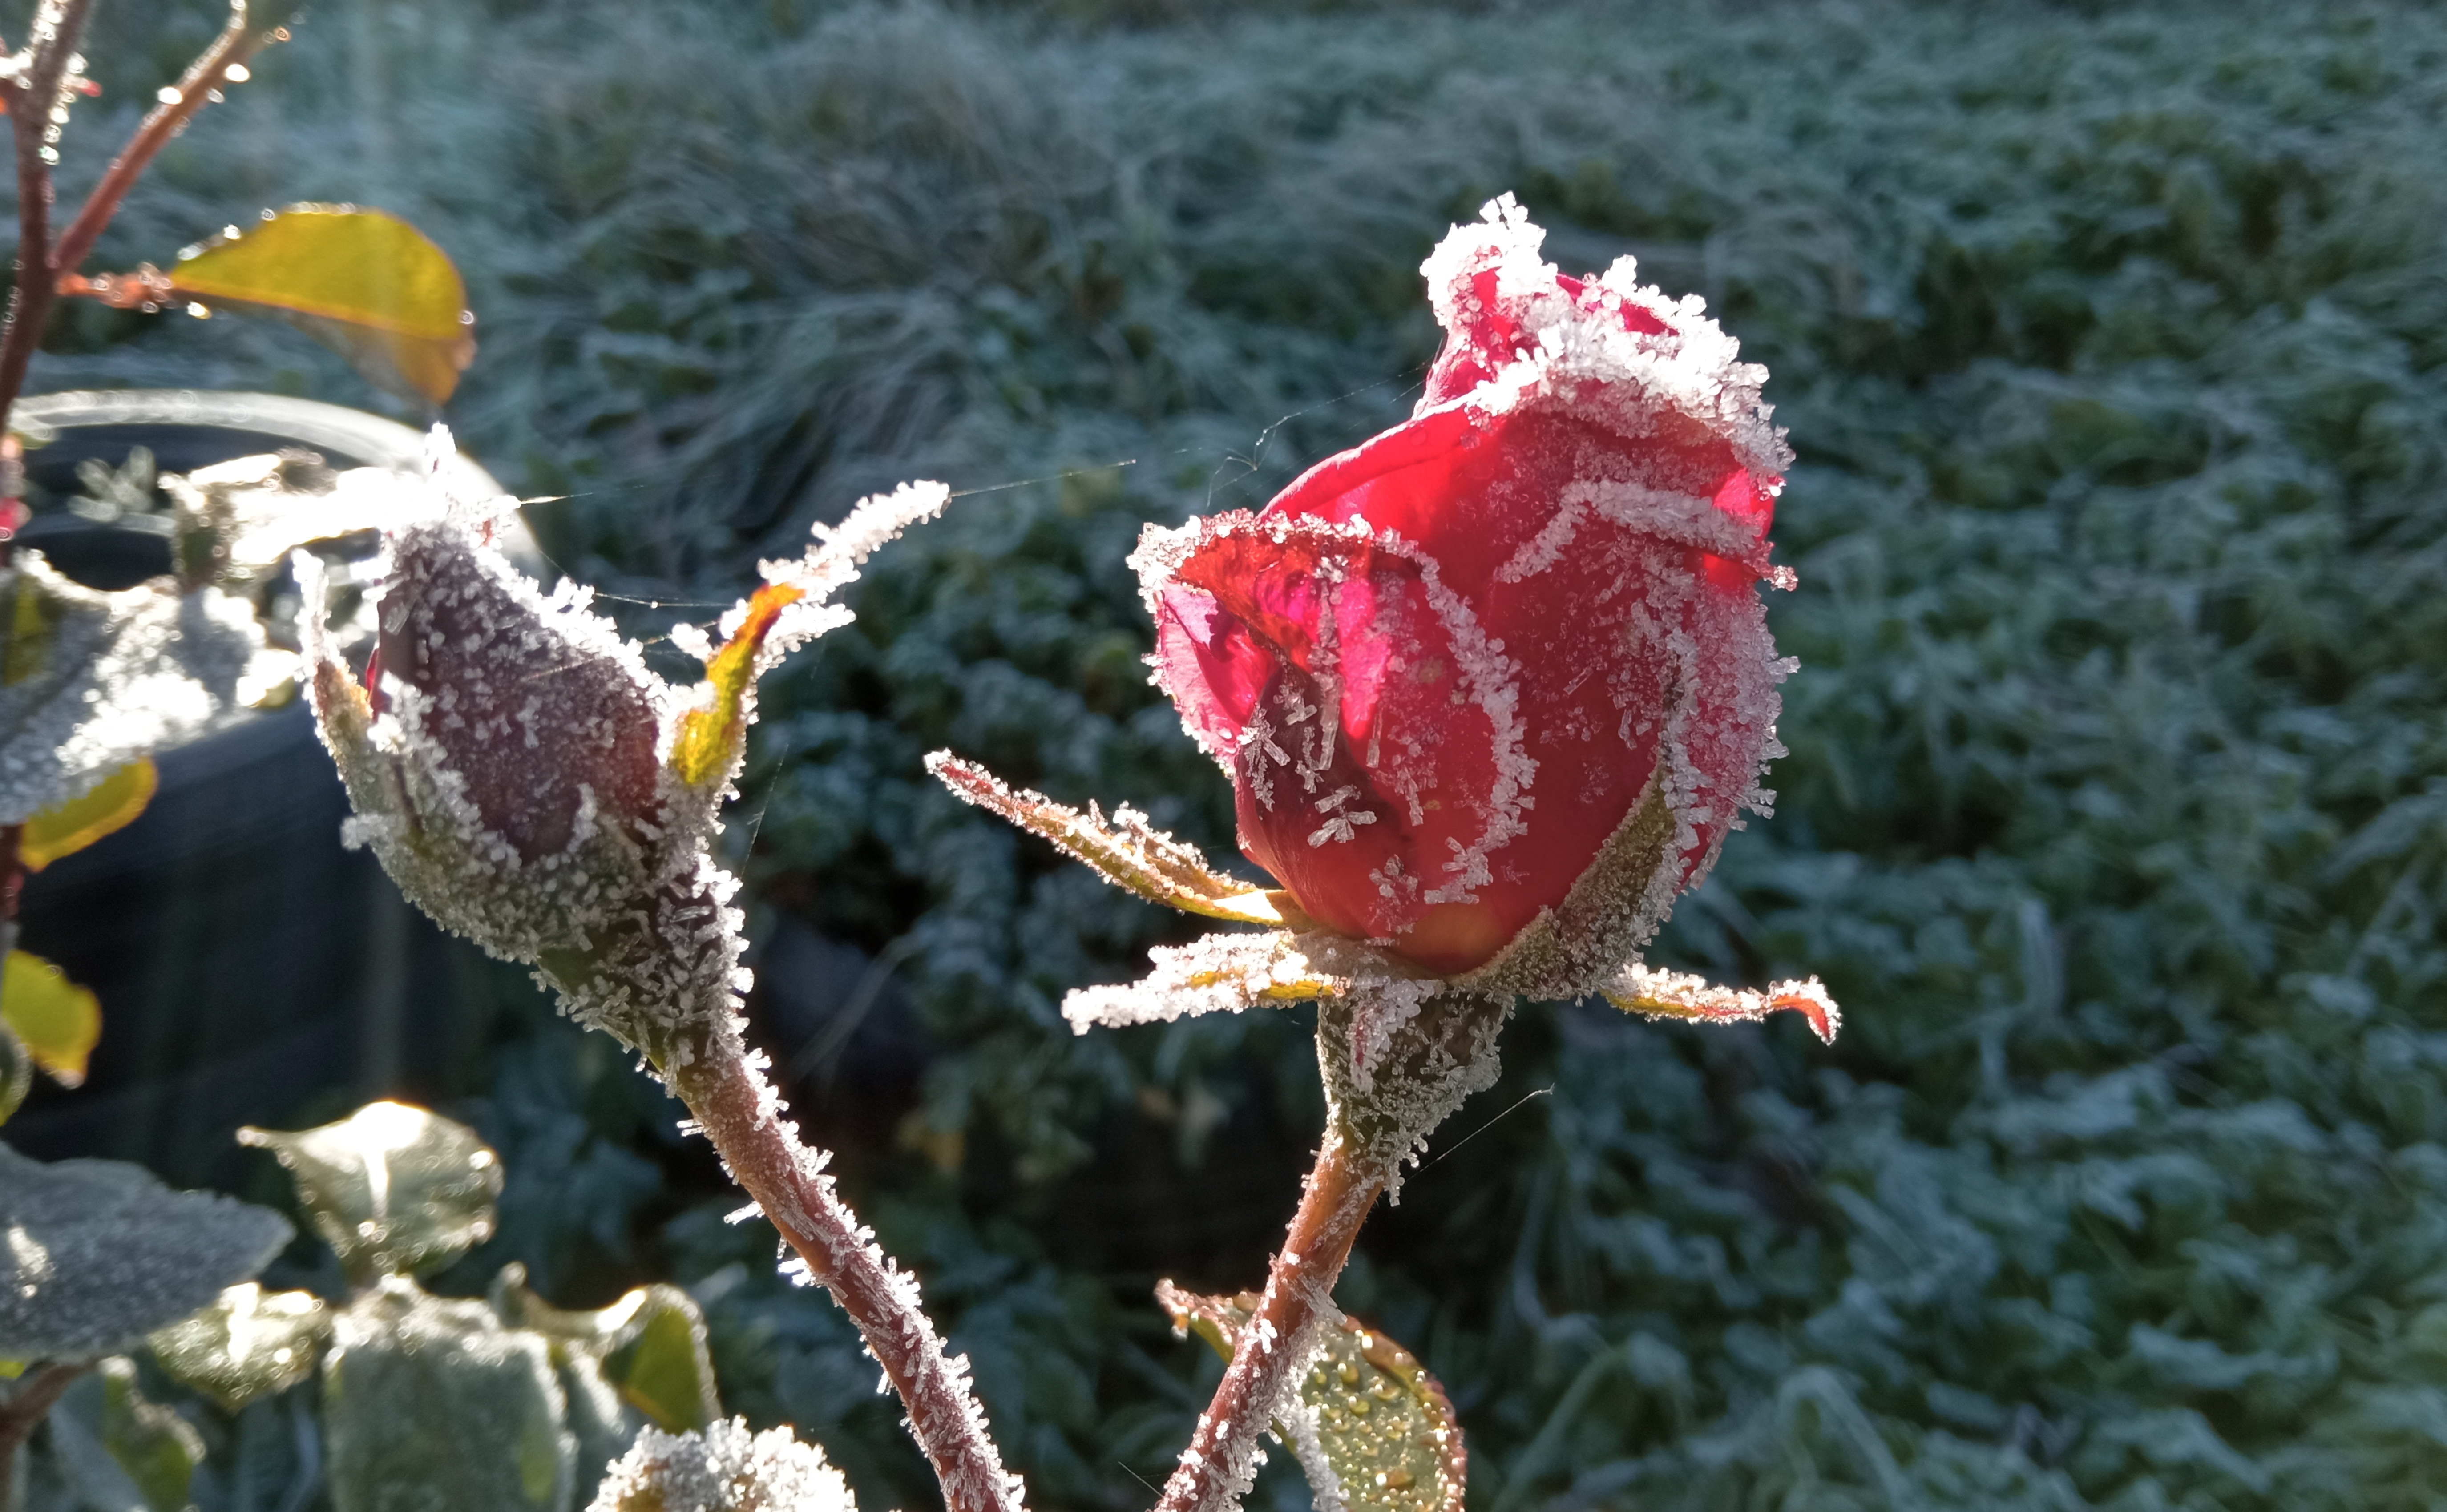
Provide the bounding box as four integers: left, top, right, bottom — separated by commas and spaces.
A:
742, 480, 951, 670
489, 1262, 720, 1435
159, 450, 436, 593
1060, 929, 1425, 1034
928, 751, 1292, 926
1159, 1285, 1466, 1512
0, 1143, 292, 1361
1601, 960, 1840, 1044
147, 1281, 331, 1412
323, 1277, 576, 1512
0, 558, 294, 824
589, 1418, 856, 1512
238, 1100, 503, 1283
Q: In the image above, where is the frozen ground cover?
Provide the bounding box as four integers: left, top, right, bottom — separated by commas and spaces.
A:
31, 0, 2447, 1508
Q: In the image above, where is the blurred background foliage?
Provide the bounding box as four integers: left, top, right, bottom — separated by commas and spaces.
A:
16, 0, 2447, 1508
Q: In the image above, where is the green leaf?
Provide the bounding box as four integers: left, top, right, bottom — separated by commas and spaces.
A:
238, 1100, 502, 1283
0, 1145, 292, 1361
22, 758, 157, 871
2, 950, 103, 1088
1159, 1283, 1466, 1512
0, 1020, 29, 1126
167, 206, 477, 407
489, 1264, 718, 1435
146, 1282, 330, 1413
323, 1278, 573, 1512
605, 1295, 719, 1434
48, 1357, 207, 1512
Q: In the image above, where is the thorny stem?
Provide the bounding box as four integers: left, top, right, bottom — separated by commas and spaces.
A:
1154, 1134, 1387, 1512
48, 2, 267, 280
0, 0, 98, 427
0, 1361, 92, 1512
670, 1035, 1024, 1512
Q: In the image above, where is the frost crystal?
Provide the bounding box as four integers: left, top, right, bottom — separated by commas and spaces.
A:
0, 557, 291, 824
301, 452, 949, 1064
590, 1419, 857, 1512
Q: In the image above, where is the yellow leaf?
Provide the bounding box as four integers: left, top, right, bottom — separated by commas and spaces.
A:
22, 759, 157, 871
2, 951, 101, 1088
667, 581, 801, 791
170, 205, 477, 406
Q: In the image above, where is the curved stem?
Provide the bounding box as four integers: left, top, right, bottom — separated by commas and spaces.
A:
0, 1361, 92, 1512
0, 0, 99, 427
670, 1036, 1024, 1512
1154, 1132, 1385, 1512
49, 3, 264, 280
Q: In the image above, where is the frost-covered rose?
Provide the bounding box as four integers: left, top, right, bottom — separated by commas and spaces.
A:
301, 442, 947, 1059
1132, 197, 1796, 978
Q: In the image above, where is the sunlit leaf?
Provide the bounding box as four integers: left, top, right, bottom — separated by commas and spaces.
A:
0, 1144, 292, 1360
21, 757, 157, 871
2, 950, 101, 1089
0, 1024, 27, 1126
490, 1264, 719, 1435
1159, 1282, 1466, 1512
169, 206, 477, 406
239, 1100, 502, 1283
148, 1282, 331, 1412
325, 1278, 573, 1512
928, 751, 1296, 926
48, 1357, 207, 1512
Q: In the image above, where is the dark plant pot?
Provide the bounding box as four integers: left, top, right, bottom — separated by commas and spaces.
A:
3, 391, 518, 1184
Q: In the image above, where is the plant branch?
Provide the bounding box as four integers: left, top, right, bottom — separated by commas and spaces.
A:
1159, 988, 1508, 1512
1153, 1129, 1385, 1512
0, 1361, 92, 1512
49, 2, 269, 281
670, 1034, 1025, 1512
0, 0, 98, 427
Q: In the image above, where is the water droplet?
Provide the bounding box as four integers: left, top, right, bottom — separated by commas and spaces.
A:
155, 85, 180, 105
223, 63, 250, 83
205, 88, 224, 103
185, 302, 210, 319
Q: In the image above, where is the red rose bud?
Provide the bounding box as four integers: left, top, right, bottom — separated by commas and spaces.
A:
1133, 196, 1796, 981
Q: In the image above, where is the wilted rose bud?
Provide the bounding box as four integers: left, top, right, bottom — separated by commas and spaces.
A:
1132, 196, 1795, 981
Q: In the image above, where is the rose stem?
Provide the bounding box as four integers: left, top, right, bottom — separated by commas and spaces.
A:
671, 1035, 1024, 1512
49, 0, 270, 280
0, 1361, 92, 1512
0, 0, 97, 426
1154, 1134, 1386, 1512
